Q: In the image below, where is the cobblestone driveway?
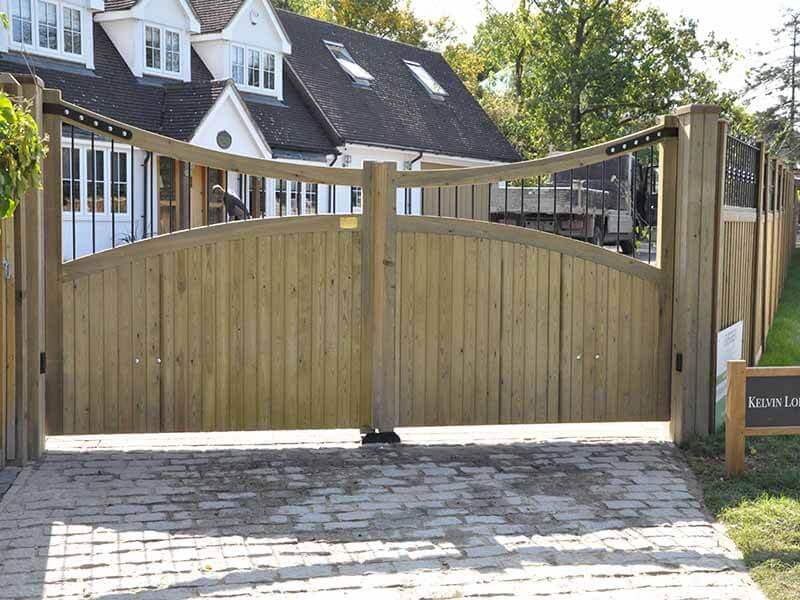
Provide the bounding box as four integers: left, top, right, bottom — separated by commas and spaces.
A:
0, 428, 763, 599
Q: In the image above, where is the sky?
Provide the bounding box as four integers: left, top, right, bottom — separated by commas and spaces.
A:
409, 0, 796, 110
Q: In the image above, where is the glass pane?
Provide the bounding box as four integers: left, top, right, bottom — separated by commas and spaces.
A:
12, 0, 33, 44
248, 49, 260, 87
289, 182, 300, 215
263, 53, 275, 90
304, 184, 318, 214
165, 31, 180, 73
38, 1, 57, 50
232, 46, 245, 84
145, 27, 161, 69
63, 7, 81, 55
326, 43, 374, 82
406, 61, 448, 97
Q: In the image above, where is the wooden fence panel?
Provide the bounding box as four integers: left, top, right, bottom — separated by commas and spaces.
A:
58, 217, 367, 434
395, 221, 669, 426
1, 218, 15, 468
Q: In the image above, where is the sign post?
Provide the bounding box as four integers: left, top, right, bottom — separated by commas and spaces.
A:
725, 360, 800, 476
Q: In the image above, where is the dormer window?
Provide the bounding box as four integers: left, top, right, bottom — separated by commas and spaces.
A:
231, 44, 277, 93
144, 24, 180, 76
325, 41, 373, 86
404, 60, 448, 100
10, 0, 84, 60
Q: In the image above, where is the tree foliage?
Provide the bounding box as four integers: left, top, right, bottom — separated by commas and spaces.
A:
469, 0, 738, 156
273, 0, 428, 46
746, 9, 799, 163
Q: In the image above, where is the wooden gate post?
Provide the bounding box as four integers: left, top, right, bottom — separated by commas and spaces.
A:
669, 104, 723, 443
361, 161, 399, 439
7, 75, 48, 462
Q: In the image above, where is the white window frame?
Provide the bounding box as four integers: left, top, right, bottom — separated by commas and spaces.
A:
231, 45, 245, 85
61, 140, 132, 220
143, 23, 182, 78
37, 0, 58, 51
404, 60, 448, 100
10, 0, 34, 46
62, 4, 81, 56
231, 44, 278, 93
324, 40, 374, 86
164, 29, 181, 74
9, 0, 85, 63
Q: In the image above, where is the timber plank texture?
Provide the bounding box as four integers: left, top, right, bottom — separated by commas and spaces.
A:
396, 228, 669, 426
58, 217, 367, 434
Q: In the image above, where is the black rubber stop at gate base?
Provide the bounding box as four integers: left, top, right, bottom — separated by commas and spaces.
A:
362, 431, 402, 445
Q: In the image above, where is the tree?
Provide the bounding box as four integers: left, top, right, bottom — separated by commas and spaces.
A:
470, 0, 738, 157
746, 9, 799, 162
273, 0, 428, 46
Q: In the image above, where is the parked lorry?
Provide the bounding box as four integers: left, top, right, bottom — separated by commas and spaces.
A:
489, 154, 656, 256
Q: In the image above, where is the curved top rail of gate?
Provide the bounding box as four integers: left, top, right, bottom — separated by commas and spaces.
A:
43, 88, 362, 186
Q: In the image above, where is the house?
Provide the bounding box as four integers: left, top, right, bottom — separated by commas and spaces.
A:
0, 0, 520, 259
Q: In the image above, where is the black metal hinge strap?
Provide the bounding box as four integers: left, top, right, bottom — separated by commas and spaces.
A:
606, 127, 678, 156
43, 103, 133, 142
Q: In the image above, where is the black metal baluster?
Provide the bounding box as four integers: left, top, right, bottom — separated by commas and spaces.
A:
170, 160, 174, 233
111, 138, 116, 248
130, 144, 135, 243
536, 176, 542, 231
584, 166, 590, 241
70, 125, 76, 260
421, 186, 425, 216
188, 163, 192, 229
504, 181, 509, 223
91, 132, 96, 254
569, 169, 574, 241
224, 171, 229, 223
331, 185, 336, 214
438, 187, 442, 216
553, 174, 558, 236
648, 147, 654, 263
600, 161, 606, 247
150, 154, 155, 237
455, 185, 459, 218
520, 179, 525, 227
471, 184, 475, 220
617, 156, 622, 252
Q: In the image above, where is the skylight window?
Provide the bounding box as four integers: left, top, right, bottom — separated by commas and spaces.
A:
325, 41, 374, 86
405, 60, 448, 100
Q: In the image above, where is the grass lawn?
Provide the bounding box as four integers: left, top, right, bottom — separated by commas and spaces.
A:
684, 247, 800, 600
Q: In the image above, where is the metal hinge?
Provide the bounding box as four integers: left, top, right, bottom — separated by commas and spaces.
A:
40, 352, 47, 375
1, 258, 9, 280
676, 353, 683, 373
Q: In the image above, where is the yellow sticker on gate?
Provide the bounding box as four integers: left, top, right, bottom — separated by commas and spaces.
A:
339, 216, 359, 230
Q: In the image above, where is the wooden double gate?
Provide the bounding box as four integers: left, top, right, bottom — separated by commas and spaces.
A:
5, 84, 766, 444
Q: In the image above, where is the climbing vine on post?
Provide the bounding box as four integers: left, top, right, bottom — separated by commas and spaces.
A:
0, 92, 48, 223
0, 11, 48, 225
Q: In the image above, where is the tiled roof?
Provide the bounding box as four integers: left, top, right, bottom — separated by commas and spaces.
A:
103, 0, 139, 10
276, 9, 521, 162
0, 24, 337, 154
188, 0, 244, 34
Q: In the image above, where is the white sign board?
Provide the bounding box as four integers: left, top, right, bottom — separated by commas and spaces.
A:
715, 321, 744, 430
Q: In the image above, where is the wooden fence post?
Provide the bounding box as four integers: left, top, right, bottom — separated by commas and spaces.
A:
361, 161, 399, 438
669, 105, 722, 443
725, 359, 746, 476
7, 75, 48, 462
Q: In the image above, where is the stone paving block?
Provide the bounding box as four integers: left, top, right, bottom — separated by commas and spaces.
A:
0, 433, 765, 599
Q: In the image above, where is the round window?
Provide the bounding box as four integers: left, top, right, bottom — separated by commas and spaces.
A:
216, 130, 232, 150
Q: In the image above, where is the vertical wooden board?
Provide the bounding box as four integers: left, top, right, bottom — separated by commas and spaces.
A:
582, 261, 597, 422
412, 232, 428, 425
452, 236, 467, 425
398, 232, 415, 425
201, 244, 216, 431
174, 249, 189, 432
630, 276, 644, 420
145, 255, 161, 432
257, 236, 273, 429
571, 258, 586, 422
547, 252, 561, 422
462, 237, 478, 425
487, 239, 503, 424
618, 273, 632, 420
336, 232, 352, 427
284, 234, 300, 429
295, 234, 312, 429
161, 252, 175, 432
215, 242, 231, 430
511, 243, 526, 424
309, 232, 325, 427
62, 282, 75, 434
474, 238, 490, 424
272, 235, 287, 428
228, 239, 245, 431
437, 235, 453, 425
535, 249, 549, 422
103, 268, 119, 433
351, 232, 365, 425
187, 246, 203, 431
606, 268, 620, 421
422, 234, 440, 425
644, 281, 659, 419
323, 231, 338, 428
594, 265, 609, 421
131, 260, 148, 432
89, 272, 105, 433
499, 241, 514, 423
559, 255, 574, 422
524, 246, 538, 423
